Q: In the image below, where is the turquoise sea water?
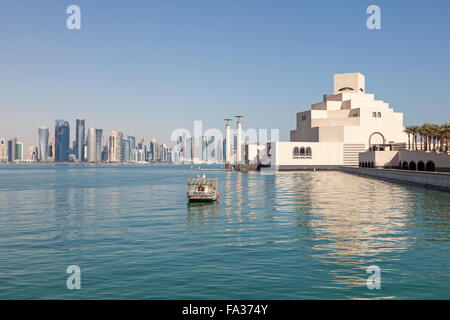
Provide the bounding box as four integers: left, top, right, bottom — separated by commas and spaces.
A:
0, 164, 449, 299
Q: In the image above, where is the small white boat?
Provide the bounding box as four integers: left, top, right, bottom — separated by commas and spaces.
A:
187, 175, 219, 202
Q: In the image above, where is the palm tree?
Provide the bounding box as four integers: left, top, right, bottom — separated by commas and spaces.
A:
420, 124, 429, 151
431, 124, 440, 151
443, 123, 450, 152
412, 125, 420, 150
404, 126, 412, 150
417, 126, 424, 150
438, 124, 445, 152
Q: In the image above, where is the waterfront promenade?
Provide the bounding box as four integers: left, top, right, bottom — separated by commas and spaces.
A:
341, 167, 450, 192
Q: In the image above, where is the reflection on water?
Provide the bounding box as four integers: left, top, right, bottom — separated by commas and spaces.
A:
0, 165, 449, 299
273, 172, 416, 290
187, 202, 220, 227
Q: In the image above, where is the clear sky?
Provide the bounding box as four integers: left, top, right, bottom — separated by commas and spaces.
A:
1, 0, 449, 149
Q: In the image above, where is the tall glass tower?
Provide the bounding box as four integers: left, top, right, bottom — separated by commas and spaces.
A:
122, 138, 130, 163
128, 136, 136, 162
38, 127, 49, 162
75, 119, 85, 162
55, 120, 70, 162
7, 138, 17, 162
95, 129, 103, 162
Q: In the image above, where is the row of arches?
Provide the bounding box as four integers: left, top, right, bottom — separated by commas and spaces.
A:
359, 160, 436, 171
399, 160, 435, 172
360, 162, 374, 168
372, 112, 382, 118
293, 147, 312, 159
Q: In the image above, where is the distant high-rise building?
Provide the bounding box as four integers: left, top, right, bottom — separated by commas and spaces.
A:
38, 127, 49, 162
149, 138, 156, 162
87, 127, 97, 162
95, 129, 103, 162
161, 143, 168, 162
15, 142, 24, 162
48, 137, 55, 161
121, 137, 130, 162
7, 138, 17, 162
27, 146, 38, 162
75, 119, 85, 162
107, 131, 122, 162
55, 120, 70, 162
128, 136, 136, 162
0, 138, 7, 163
101, 145, 108, 162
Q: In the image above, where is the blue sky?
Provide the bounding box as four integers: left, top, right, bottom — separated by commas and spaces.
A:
1, 0, 449, 148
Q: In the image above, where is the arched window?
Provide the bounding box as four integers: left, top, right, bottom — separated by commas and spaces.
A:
377, 112, 381, 118
306, 147, 312, 158
409, 161, 416, 171
372, 112, 377, 118
300, 147, 305, 157
418, 161, 425, 171
426, 161, 435, 172
371, 161, 374, 168
293, 147, 300, 159
402, 161, 409, 170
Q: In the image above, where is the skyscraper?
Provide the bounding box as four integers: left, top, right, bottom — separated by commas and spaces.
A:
87, 127, 97, 162
55, 120, 70, 162
75, 119, 85, 162
107, 131, 122, 162
27, 146, 38, 162
95, 129, 103, 162
38, 127, 49, 162
7, 138, 17, 162
15, 142, 24, 162
122, 138, 130, 162
128, 136, 136, 163
48, 137, 55, 161
149, 138, 156, 162
0, 138, 7, 163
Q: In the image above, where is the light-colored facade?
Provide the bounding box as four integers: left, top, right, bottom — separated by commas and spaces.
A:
108, 131, 122, 162
359, 149, 450, 172
272, 73, 407, 169
0, 138, 7, 162
87, 127, 97, 162
27, 146, 38, 162
38, 127, 49, 162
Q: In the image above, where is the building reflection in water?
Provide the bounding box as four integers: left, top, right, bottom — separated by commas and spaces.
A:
186, 202, 220, 228
273, 171, 415, 289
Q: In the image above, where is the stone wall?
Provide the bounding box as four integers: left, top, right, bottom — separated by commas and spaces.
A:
341, 167, 450, 192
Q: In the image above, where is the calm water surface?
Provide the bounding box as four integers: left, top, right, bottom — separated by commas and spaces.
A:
0, 164, 449, 299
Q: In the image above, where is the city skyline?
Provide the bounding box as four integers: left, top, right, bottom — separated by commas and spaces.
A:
0, 116, 228, 164
1, 1, 450, 149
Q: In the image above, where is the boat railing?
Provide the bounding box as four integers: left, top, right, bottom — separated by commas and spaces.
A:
187, 178, 218, 185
